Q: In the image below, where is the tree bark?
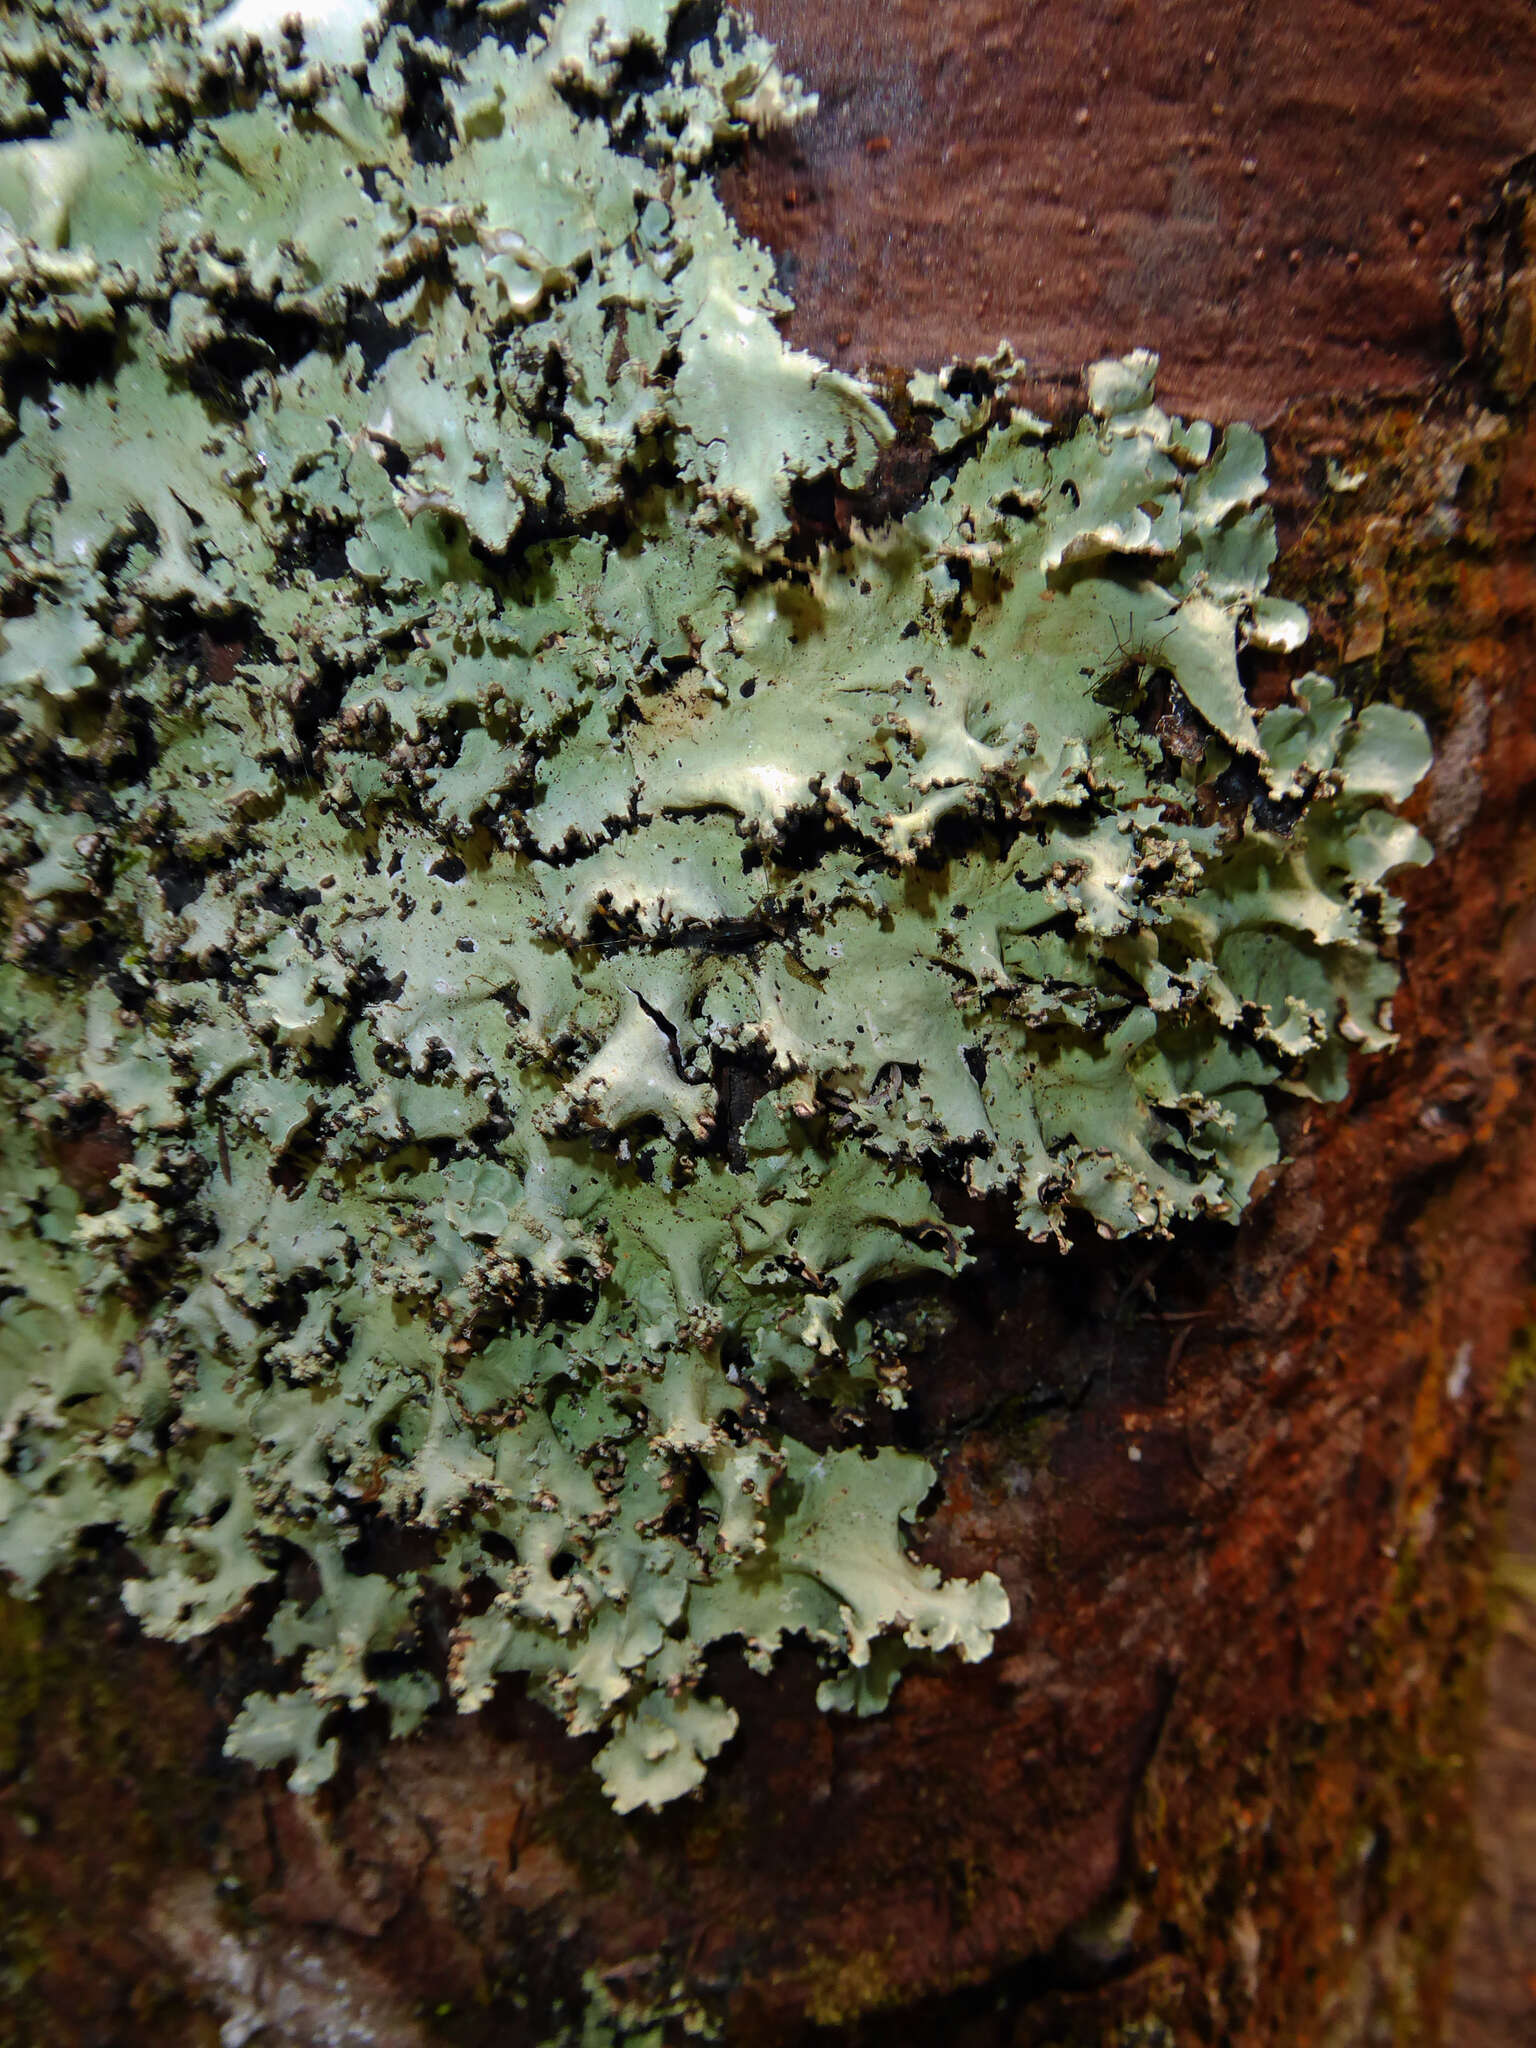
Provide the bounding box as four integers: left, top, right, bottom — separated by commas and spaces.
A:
4, 5, 1535, 2045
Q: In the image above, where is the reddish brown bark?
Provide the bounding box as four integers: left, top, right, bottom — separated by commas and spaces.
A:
4, 7, 1535, 2045
727, 0, 1536, 419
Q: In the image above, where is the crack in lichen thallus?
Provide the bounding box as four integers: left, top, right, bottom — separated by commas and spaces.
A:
0, 0, 1431, 1810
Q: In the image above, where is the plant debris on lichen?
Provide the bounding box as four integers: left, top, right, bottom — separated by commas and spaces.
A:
0, 0, 1432, 1810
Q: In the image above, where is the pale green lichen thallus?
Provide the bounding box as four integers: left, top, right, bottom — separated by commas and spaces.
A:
0, 0, 1431, 1809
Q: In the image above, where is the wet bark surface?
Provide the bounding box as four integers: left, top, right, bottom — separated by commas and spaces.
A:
4, 6, 1536, 2045
726, 0, 1536, 419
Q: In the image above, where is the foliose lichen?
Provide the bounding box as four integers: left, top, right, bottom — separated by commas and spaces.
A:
0, 0, 1432, 1810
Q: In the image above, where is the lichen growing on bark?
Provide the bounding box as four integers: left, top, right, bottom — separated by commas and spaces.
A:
0, 0, 1431, 1810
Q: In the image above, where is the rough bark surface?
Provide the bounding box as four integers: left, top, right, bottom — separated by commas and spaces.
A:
3, 6, 1535, 2046
1449, 1427, 1536, 2045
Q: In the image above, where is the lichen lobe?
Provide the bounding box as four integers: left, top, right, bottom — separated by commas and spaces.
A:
0, 0, 1430, 1810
